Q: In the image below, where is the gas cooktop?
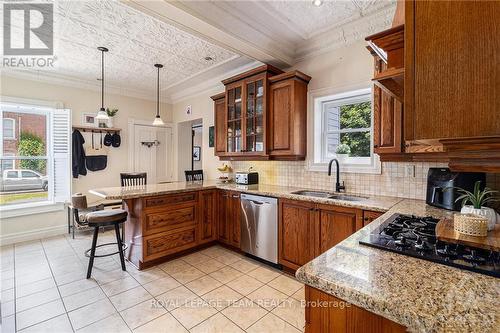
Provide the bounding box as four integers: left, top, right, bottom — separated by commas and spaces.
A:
359, 213, 500, 278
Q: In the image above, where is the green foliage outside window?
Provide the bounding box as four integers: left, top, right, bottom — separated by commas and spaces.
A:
339, 102, 371, 157
18, 132, 46, 173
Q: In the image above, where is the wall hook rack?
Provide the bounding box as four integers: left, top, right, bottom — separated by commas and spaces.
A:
141, 140, 160, 148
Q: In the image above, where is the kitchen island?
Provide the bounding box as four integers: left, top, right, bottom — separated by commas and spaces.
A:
296, 199, 500, 333
90, 181, 401, 269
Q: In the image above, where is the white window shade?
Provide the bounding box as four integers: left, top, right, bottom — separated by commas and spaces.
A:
52, 109, 71, 203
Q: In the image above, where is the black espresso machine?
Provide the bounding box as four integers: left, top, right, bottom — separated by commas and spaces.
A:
426, 168, 485, 211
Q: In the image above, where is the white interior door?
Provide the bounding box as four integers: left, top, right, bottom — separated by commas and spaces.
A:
133, 124, 173, 184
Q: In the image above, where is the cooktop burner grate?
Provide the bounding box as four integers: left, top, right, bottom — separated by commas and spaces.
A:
359, 213, 499, 278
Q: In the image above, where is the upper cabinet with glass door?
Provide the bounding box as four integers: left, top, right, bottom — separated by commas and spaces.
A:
214, 65, 311, 161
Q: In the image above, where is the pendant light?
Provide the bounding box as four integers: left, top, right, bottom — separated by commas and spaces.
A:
96, 46, 109, 120
152, 63, 165, 126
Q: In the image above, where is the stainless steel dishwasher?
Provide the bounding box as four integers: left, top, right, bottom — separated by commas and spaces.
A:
240, 194, 278, 264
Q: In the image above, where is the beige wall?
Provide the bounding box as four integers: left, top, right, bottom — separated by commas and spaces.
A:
172, 88, 224, 181
1, 75, 172, 244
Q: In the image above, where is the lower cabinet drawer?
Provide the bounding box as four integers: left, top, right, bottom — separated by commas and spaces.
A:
143, 227, 197, 262
144, 204, 196, 235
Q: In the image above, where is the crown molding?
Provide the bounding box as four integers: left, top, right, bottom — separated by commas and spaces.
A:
294, 6, 395, 62
168, 60, 262, 104
1, 69, 165, 103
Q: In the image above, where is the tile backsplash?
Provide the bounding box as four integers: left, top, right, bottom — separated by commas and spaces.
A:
231, 161, 500, 201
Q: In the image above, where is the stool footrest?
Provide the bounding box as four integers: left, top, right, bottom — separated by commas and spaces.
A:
85, 242, 128, 258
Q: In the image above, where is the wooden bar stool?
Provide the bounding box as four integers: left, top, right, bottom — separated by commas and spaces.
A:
71, 194, 128, 279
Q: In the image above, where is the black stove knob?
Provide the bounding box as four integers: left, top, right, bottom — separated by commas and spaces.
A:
415, 239, 431, 251
394, 237, 407, 247
462, 250, 487, 265
436, 244, 458, 257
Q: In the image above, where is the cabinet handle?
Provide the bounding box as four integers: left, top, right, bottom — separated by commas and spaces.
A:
222, 194, 229, 198
232, 195, 239, 198
364, 217, 370, 221
309, 208, 314, 211
373, 144, 378, 148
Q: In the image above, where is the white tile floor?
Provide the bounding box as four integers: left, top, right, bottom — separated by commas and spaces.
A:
1, 230, 305, 332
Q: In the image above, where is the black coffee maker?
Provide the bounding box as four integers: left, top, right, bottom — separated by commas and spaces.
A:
426, 168, 485, 211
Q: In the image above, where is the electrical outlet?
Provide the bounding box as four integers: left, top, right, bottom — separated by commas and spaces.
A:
405, 165, 415, 177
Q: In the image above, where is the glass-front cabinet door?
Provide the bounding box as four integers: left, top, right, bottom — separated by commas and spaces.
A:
245, 79, 264, 153
226, 85, 242, 153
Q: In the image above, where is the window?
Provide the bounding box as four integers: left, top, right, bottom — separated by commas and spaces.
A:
22, 171, 40, 178
1, 103, 70, 209
311, 88, 380, 173
6, 171, 17, 178
3, 118, 15, 139
1, 153, 14, 170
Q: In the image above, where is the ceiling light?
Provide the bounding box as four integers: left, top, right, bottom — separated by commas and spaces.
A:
152, 64, 165, 126
312, 0, 323, 7
96, 46, 109, 120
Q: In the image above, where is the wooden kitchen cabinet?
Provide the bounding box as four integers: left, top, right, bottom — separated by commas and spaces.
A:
362, 210, 383, 227
315, 204, 362, 256
268, 71, 311, 160
210, 93, 226, 156
198, 190, 217, 244
214, 65, 311, 161
279, 199, 364, 271
217, 190, 241, 248
305, 286, 406, 333
405, 0, 500, 142
279, 199, 316, 270
369, 46, 403, 157
124, 191, 201, 269
403, 0, 500, 170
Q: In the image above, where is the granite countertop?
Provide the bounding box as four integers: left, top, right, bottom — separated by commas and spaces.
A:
89, 181, 402, 212
296, 199, 500, 333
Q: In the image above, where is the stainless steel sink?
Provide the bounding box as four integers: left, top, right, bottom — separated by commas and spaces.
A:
291, 190, 368, 201
328, 194, 368, 201
291, 190, 332, 198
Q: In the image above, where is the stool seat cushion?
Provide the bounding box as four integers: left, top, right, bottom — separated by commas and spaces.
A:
86, 209, 127, 224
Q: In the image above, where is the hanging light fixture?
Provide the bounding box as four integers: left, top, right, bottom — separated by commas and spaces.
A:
96, 46, 109, 120
152, 63, 165, 126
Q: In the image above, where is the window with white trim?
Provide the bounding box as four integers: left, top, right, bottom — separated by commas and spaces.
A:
3, 118, 15, 139
1, 103, 70, 209
311, 88, 380, 173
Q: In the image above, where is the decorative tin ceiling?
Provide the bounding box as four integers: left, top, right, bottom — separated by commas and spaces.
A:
8, 0, 239, 96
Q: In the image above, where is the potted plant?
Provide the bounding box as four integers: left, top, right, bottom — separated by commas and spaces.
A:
106, 108, 118, 128
453, 181, 499, 231
335, 144, 351, 162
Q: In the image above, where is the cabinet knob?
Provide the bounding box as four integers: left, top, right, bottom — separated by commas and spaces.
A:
373, 144, 379, 148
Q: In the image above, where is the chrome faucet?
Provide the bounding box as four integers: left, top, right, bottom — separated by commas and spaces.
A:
328, 158, 345, 193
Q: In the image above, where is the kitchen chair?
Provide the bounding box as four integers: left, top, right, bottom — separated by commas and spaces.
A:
120, 172, 147, 186
72, 193, 128, 279
185, 170, 204, 181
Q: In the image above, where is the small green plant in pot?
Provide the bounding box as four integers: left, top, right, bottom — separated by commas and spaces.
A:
453, 181, 499, 231
106, 108, 118, 128
335, 144, 351, 162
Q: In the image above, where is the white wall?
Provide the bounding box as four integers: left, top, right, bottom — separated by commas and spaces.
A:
0, 75, 172, 244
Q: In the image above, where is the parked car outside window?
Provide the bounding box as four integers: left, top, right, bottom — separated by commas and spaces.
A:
1, 169, 48, 192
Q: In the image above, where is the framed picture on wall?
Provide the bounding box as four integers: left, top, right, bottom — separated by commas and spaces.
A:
193, 146, 201, 161
82, 113, 97, 127
209, 126, 214, 147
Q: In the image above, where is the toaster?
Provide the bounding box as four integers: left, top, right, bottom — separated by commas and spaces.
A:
235, 172, 259, 185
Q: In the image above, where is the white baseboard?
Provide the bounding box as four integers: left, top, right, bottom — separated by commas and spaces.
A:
0, 225, 67, 246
